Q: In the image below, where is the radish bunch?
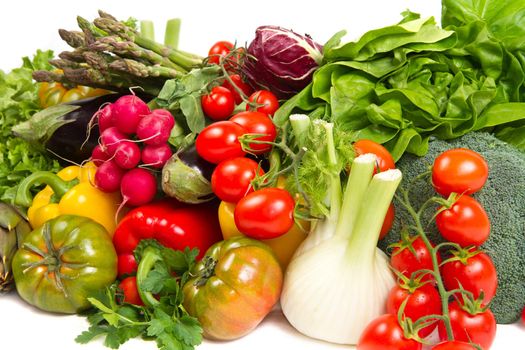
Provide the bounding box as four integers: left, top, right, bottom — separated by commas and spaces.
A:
90, 95, 176, 207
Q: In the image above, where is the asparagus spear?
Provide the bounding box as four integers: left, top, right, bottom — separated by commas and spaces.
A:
33, 10, 202, 95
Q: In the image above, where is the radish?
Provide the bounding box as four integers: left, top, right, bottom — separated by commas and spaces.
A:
114, 141, 141, 169
95, 160, 126, 193
120, 168, 157, 206
141, 144, 173, 168
97, 104, 114, 132
112, 95, 150, 135
100, 127, 127, 156
150, 109, 175, 129
136, 112, 173, 146
91, 144, 110, 166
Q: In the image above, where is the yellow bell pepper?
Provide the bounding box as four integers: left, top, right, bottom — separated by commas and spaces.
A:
218, 201, 309, 270
15, 162, 121, 235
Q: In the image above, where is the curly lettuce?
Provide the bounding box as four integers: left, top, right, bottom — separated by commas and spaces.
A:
0, 50, 60, 202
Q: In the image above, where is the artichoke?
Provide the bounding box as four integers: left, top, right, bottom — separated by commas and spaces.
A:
0, 202, 32, 292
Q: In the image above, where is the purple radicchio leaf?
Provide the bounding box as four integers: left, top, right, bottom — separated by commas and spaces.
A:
243, 25, 323, 99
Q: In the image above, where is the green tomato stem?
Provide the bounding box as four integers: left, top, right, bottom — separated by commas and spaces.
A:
399, 188, 455, 341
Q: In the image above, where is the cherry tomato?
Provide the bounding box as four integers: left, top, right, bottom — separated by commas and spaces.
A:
234, 188, 295, 239
211, 157, 264, 203
247, 90, 279, 116
118, 276, 143, 306
353, 139, 396, 173
522, 305, 525, 325
201, 86, 235, 121
437, 301, 496, 350
230, 111, 277, 154
386, 283, 441, 338
117, 253, 137, 277
196, 121, 246, 164
441, 248, 497, 306
390, 236, 439, 282
432, 341, 479, 350
207, 41, 234, 65
223, 74, 253, 104
432, 148, 489, 197
436, 195, 490, 247
379, 203, 395, 240
357, 314, 422, 350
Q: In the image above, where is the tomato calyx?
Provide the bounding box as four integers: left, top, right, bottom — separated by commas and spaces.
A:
442, 246, 482, 266
193, 255, 218, 287
453, 287, 490, 315
394, 269, 432, 294
395, 297, 431, 345
20, 222, 83, 297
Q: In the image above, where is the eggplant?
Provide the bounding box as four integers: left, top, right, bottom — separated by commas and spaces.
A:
13, 94, 121, 164
161, 144, 216, 203
46, 94, 122, 164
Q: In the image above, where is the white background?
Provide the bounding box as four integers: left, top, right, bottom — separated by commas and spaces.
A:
0, 0, 524, 349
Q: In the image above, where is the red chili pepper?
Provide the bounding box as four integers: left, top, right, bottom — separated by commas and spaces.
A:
113, 199, 222, 277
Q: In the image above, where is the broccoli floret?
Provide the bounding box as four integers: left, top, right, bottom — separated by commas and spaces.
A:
379, 132, 525, 324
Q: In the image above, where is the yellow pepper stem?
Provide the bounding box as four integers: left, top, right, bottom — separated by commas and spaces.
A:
15, 171, 75, 208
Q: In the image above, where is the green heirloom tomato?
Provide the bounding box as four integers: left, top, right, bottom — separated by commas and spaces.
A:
12, 215, 117, 314
183, 236, 283, 340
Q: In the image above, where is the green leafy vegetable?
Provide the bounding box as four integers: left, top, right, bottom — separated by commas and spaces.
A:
0, 50, 60, 202
275, 4, 525, 159
155, 65, 222, 134
77, 240, 202, 350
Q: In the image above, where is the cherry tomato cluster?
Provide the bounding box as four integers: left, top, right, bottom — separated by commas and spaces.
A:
196, 45, 297, 240
90, 94, 176, 206
358, 148, 498, 350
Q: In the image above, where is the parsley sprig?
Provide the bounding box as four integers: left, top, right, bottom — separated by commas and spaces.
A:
76, 240, 202, 350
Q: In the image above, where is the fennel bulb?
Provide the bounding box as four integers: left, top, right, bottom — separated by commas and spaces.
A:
280, 121, 401, 345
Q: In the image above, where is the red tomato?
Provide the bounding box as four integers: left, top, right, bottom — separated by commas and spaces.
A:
223, 74, 253, 104
437, 301, 496, 350
211, 157, 264, 203
207, 41, 234, 65
353, 139, 396, 173
436, 195, 490, 247
386, 283, 441, 338
234, 188, 295, 239
118, 276, 143, 306
201, 86, 235, 120
247, 90, 279, 116
357, 314, 422, 350
441, 249, 497, 305
379, 203, 395, 240
432, 148, 489, 197
230, 111, 277, 154
117, 253, 137, 277
390, 236, 439, 282
432, 341, 479, 350
196, 121, 246, 164
522, 305, 525, 325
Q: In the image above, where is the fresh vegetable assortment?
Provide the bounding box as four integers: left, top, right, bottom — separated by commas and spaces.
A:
1, 1, 524, 350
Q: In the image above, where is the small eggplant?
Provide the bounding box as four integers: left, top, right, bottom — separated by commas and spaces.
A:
162, 144, 216, 203
12, 94, 121, 164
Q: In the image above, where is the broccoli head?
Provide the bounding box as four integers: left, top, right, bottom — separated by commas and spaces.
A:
379, 132, 525, 324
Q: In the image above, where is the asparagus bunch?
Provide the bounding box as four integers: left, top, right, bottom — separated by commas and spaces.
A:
33, 11, 203, 96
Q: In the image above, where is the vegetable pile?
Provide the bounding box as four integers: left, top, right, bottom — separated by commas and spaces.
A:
1, 1, 524, 350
